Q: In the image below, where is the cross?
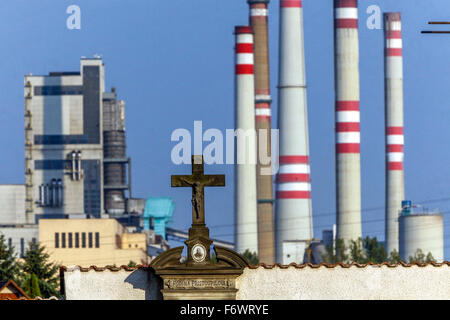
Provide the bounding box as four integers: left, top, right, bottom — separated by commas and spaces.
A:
171, 155, 225, 226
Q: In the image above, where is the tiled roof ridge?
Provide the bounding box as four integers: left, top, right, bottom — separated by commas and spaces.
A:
59, 264, 150, 272
3, 296, 59, 300
59, 261, 450, 272
248, 261, 450, 269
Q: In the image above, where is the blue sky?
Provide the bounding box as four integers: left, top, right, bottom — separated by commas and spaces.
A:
0, 0, 449, 259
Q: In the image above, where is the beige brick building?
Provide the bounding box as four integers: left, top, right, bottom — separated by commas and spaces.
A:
39, 219, 148, 267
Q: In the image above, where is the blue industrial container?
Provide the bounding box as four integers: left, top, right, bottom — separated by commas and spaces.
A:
143, 197, 175, 239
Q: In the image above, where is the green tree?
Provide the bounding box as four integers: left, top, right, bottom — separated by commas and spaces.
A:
408, 249, 435, 263
349, 238, 365, 263
426, 252, 435, 263
23, 273, 42, 298
363, 237, 388, 264
322, 238, 349, 264
242, 250, 259, 265
323, 237, 389, 264
127, 261, 137, 268
20, 241, 60, 298
0, 233, 19, 282
388, 249, 401, 264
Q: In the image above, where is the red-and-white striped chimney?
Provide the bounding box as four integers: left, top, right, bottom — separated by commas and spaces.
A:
276, 0, 313, 263
384, 12, 405, 254
334, 0, 362, 243
234, 26, 259, 255
248, 0, 275, 264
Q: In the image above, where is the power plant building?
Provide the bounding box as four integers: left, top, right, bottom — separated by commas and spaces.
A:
0, 57, 134, 258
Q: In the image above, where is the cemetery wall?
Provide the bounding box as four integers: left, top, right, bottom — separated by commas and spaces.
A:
62, 263, 450, 300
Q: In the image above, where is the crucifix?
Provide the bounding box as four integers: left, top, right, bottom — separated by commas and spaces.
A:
171, 155, 225, 227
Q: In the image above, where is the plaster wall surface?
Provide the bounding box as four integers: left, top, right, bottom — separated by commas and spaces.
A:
63, 267, 161, 300
63, 264, 450, 300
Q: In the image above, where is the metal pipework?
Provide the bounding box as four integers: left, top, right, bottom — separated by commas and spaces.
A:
71, 151, 76, 181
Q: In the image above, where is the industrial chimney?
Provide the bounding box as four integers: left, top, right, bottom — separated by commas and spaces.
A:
247, 0, 275, 264
276, 0, 313, 264
384, 12, 405, 254
234, 26, 259, 255
334, 0, 362, 243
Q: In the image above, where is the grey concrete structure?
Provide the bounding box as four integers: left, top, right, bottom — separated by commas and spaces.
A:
103, 89, 131, 217
334, 0, 362, 243
0, 185, 26, 224
234, 26, 258, 254
384, 13, 405, 254
399, 213, 444, 262
276, 0, 313, 263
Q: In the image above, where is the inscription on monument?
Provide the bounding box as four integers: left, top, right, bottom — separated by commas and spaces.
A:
166, 278, 234, 290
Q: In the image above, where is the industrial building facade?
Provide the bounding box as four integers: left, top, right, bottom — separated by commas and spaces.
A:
0, 57, 133, 258
24, 57, 131, 221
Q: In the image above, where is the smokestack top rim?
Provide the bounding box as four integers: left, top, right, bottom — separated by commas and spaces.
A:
234, 26, 253, 35
247, 0, 270, 4
384, 12, 401, 22
334, 0, 357, 8
280, 0, 302, 8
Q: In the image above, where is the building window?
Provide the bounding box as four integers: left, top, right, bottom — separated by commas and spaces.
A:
68, 233, 73, 248
55, 233, 59, 248
20, 238, 24, 258
75, 233, 79, 248
34, 85, 83, 96
32, 238, 37, 244
8, 238, 12, 249
82, 233, 86, 248
95, 232, 100, 248
88, 232, 93, 248
62, 233, 66, 248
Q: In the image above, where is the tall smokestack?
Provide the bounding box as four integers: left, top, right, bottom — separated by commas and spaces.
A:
248, 0, 275, 264
384, 12, 405, 255
334, 0, 362, 243
234, 26, 259, 255
276, 0, 313, 263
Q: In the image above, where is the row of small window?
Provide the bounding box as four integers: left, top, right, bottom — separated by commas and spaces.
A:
8, 238, 36, 258
55, 232, 99, 249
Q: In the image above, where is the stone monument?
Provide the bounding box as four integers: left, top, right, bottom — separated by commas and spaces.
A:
150, 155, 249, 300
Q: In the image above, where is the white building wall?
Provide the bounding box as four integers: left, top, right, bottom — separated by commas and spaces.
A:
0, 185, 26, 224
0, 226, 38, 258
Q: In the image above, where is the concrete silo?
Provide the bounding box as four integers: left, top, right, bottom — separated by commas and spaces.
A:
399, 212, 444, 262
